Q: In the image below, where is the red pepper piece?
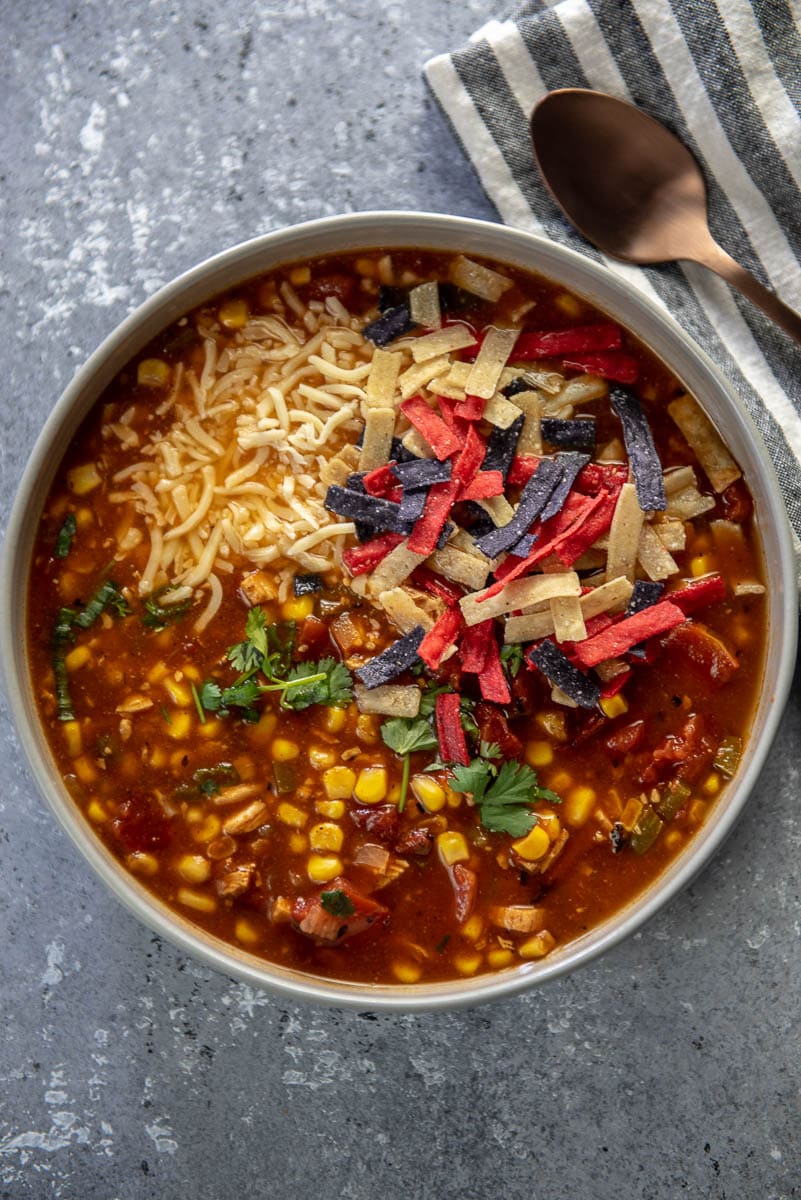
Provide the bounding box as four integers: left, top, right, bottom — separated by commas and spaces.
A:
418, 608, 464, 670
407, 478, 459, 556
435, 692, 470, 766
605, 720, 645, 757
362, 463, 398, 497
669, 574, 727, 615
507, 455, 542, 487
661, 621, 740, 685
460, 619, 494, 673
460, 470, 505, 501
411, 566, 462, 607
561, 351, 640, 384
511, 324, 622, 360
400, 397, 463, 460
479, 634, 512, 705
342, 532, 404, 576
599, 669, 631, 698
718, 478, 753, 523
641, 714, 715, 786
454, 393, 486, 421
572, 601, 686, 668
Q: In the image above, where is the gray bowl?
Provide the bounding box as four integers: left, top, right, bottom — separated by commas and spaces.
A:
2, 212, 797, 1010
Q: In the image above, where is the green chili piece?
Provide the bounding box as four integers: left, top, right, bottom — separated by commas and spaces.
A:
630, 807, 664, 855
713, 736, 743, 780
655, 779, 691, 821
273, 762, 298, 795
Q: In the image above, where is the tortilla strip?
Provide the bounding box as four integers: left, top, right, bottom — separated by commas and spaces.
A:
354, 684, 421, 719
400, 427, 435, 459
450, 255, 514, 302
377, 587, 436, 634
364, 350, 403, 410
668, 394, 741, 493
408, 282, 441, 331
460, 571, 580, 627
605, 482, 645, 582
652, 517, 686, 552
550, 594, 587, 643
503, 574, 632, 643
410, 324, 475, 363
364, 542, 427, 596
511, 390, 543, 455
428, 544, 490, 591
665, 485, 716, 520
398, 355, 452, 401
483, 393, 525, 429
637, 524, 679, 581
465, 328, 519, 400
358, 407, 397, 471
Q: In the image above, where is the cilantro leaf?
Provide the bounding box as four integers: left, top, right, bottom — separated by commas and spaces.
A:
500, 643, 525, 678
450, 756, 561, 838
320, 889, 354, 917
142, 587, 193, 630
54, 513, 77, 559
280, 658, 353, 710
198, 681, 223, 712
381, 715, 438, 757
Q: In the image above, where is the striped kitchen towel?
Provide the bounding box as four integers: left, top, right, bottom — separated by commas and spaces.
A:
425, 0, 801, 564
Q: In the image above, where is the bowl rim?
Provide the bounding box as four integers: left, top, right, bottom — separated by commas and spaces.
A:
2, 209, 797, 1011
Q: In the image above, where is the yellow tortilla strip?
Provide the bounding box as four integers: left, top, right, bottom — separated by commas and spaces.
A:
428, 545, 490, 591
408, 282, 441, 331
637, 524, 679, 581
504, 575, 632, 643
320, 443, 360, 487
465, 327, 519, 400
460, 572, 580, 627
450, 255, 513, 302
364, 349, 403, 410
483, 393, 524, 429
358, 407, 396, 471
478, 494, 515, 526
364, 543, 427, 596
513, 390, 543, 455
400, 427, 435, 459
605, 482, 645, 583
410, 324, 475, 363
665, 485, 716, 520
398, 355, 452, 401
377, 587, 436, 634
668, 394, 741, 492
652, 517, 686, 552
550, 594, 587, 644
663, 465, 697, 495
354, 684, 421, 719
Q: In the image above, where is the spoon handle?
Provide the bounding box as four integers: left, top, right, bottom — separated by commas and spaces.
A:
694, 239, 801, 347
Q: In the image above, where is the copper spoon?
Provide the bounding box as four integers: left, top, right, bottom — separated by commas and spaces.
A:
530, 88, 801, 345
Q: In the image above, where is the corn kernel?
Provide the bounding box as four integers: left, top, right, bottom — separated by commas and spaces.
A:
356, 713, 380, 744
65, 644, 91, 671
354, 766, 387, 804
281, 594, 314, 621
219, 298, 250, 329
702, 772, 721, 796
177, 888, 216, 914
437, 831, 469, 866
149, 747, 167, 769
512, 824, 550, 862
289, 831, 308, 854
564, 785, 596, 828
600, 693, 629, 720
410, 775, 446, 812
487, 947, 514, 969
277, 801, 307, 828
137, 357, 171, 387
555, 291, 583, 318
163, 678, 192, 707
355, 257, 376, 277
75, 507, 94, 531
664, 829, 683, 851
73, 755, 98, 785
289, 265, 311, 285
387, 782, 402, 806
392, 960, 422, 984
191, 814, 221, 843
271, 737, 299, 761
146, 662, 169, 684
316, 799, 345, 819
165, 711, 192, 740
67, 463, 102, 496
454, 952, 482, 976
308, 746, 337, 770
690, 555, 713, 577
537, 810, 561, 839
198, 718, 223, 739
309, 822, 344, 853
178, 854, 211, 884
446, 787, 462, 809
323, 766, 356, 801
87, 799, 107, 824
247, 712, 278, 745
518, 930, 556, 960
235, 918, 261, 946
461, 915, 484, 941
688, 799, 707, 824
182, 664, 201, 682
307, 854, 342, 883
526, 739, 554, 768
272, 896, 292, 923
549, 770, 572, 794
323, 707, 347, 734
126, 851, 158, 877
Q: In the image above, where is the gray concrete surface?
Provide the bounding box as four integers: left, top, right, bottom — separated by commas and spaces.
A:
2, 2, 800, 1197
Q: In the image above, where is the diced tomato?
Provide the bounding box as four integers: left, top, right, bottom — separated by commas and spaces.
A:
292, 877, 388, 945
349, 805, 400, 844
640, 714, 715, 786
718, 478, 753, 523
451, 864, 477, 924
662, 621, 740, 685
296, 615, 330, 659
305, 273, 356, 305
604, 720, 645, 757
474, 701, 522, 759
110, 796, 175, 852
394, 827, 433, 857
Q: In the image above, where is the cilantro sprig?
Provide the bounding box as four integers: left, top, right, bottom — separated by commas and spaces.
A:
450, 754, 561, 838
380, 715, 438, 813
320, 889, 355, 917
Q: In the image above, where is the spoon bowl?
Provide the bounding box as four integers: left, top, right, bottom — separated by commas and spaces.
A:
531, 88, 801, 344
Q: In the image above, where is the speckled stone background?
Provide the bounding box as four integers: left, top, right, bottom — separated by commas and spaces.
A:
2, 2, 801, 1197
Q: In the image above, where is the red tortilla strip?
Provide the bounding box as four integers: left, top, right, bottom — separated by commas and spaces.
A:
407, 478, 459, 556
418, 607, 464, 670
362, 463, 398, 497
572, 601, 686, 668
555, 489, 620, 566
452, 424, 486, 490
489, 492, 605, 592
479, 635, 512, 704
669, 574, 727, 614
574, 462, 628, 495
562, 352, 640, 384
599, 670, 631, 699
411, 566, 462, 607
454, 394, 486, 422
342, 533, 405, 576
510, 324, 622, 359
400, 397, 462, 460
435, 693, 470, 766
436, 396, 470, 439
507, 455, 542, 487
460, 471, 505, 501
460, 619, 494, 673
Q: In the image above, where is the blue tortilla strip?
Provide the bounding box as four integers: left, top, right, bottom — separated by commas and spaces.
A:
483, 413, 525, 480
461, 501, 497, 539
345, 473, 372, 540
393, 458, 452, 491
324, 485, 405, 532
508, 532, 537, 558
475, 457, 564, 558
390, 437, 419, 464
293, 573, 323, 597
437, 521, 455, 550
541, 417, 596, 452
625, 579, 665, 616
502, 374, 538, 398
539, 452, 591, 523
610, 389, 667, 511
378, 286, 408, 312
398, 489, 427, 530
362, 304, 415, 347
528, 640, 601, 710
355, 627, 426, 689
